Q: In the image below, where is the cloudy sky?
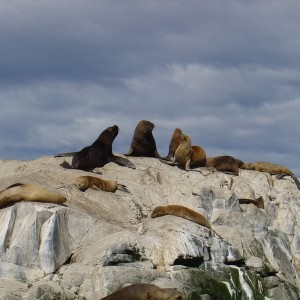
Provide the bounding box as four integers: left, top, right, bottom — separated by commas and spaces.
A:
1, 0, 300, 175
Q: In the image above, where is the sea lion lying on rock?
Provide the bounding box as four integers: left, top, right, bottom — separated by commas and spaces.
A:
0, 183, 66, 209
240, 161, 300, 190
74, 175, 129, 193
204, 155, 241, 176
151, 204, 212, 230
100, 283, 186, 300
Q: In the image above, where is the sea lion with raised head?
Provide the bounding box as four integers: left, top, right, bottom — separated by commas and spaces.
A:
161, 133, 192, 170
56, 125, 135, 171
74, 175, 129, 193
161, 128, 206, 167
0, 183, 66, 209
100, 283, 186, 300
151, 205, 212, 230
125, 120, 162, 158
240, 161, 300, 190
162, 128, 183, 161
238, 196, 264, 209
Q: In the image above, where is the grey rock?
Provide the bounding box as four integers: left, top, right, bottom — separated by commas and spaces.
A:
0, 156, 300, 299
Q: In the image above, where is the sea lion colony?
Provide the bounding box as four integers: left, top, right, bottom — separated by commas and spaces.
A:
0, 120, 298, 298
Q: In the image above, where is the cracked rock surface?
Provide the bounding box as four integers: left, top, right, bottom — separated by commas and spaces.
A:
0, 156, 300, 299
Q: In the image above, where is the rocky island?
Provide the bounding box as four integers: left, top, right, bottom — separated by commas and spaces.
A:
0, 155, 300, 299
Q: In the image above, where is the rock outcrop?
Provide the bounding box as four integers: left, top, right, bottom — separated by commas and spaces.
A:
0, 155, 300, 299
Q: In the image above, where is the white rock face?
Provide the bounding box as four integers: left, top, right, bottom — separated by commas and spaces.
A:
0, 156, 300, 299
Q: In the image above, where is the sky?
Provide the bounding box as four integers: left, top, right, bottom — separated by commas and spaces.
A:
1, 0, 300, 176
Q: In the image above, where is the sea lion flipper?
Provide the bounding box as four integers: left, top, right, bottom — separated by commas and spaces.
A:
110, 156, 136, 169
117, 184, 131, 193
184, 158, 191, 171
160, 158, 175, 166
160, 155, 173, 161
60, 161, 72, 169
276, 173, 300, 190
6, 183, 24, 189
276, 173, 288, 180
54, 152, 77, 158
291, 174, 300, 190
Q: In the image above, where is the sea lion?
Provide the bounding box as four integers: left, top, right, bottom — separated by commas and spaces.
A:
161, 128, 206, 167
162, 128, 183, 161
151, 205, 212, 230
204, 156, 241, 176
161, 133, 207, 170
161, 133, 192, 170
56, 125, 135, 171
190, 145, 207, 168
238, 196, 264, 209
0, 183, 66, 209
74, 175, 129, 193
100, 283, 186, 300
125, 120, 161, 158
240, 161, 300, 190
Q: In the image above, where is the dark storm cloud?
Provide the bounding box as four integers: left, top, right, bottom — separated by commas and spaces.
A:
1, 0, 300, 176
1, 0, 300, 83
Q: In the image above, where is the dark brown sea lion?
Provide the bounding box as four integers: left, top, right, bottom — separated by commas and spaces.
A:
100, 283, 186, 300
56, 125, 135, 171
0, 183, 66, 209
238, 196, 264, 209
204, 156, 240, 176
74, 175, 129, 193
125, 120, 161, 158
151, 204, 212, 230
240, 161, 300, 190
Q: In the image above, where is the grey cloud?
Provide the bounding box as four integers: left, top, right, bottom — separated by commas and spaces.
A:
1, 0, 300, 176
1, 1, 300, 84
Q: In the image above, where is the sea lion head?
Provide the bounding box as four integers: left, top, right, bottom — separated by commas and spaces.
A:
97, 125, 119, 144
74, 177, 89, 191
244, 163, 256, 170
173, 128, 182, 136
107, 125, 119, 137
138, 120, 155, 134
162, 288, 186, 300
180, 134, 191, 143
151, 205, 165, 218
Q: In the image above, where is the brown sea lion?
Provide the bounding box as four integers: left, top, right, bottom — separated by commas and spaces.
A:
204, 156, 240, 176
56, 125, 135, 171
151, 205, 212, 230
161, 128, 206, 167
240, 161, 300, 190
74, 175, 129, 193
125, 120, 161, 158
161, 134, 192, 170
0, 183, 66, 209
100, 283, 186, 300
190, 146, 207, 168
238, 196, 264, 209
162, 128, 183, 161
